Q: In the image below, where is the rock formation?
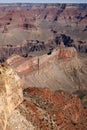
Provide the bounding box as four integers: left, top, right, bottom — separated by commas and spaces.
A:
0, 3, 86, 59
0, 64, 23, 130
20, 87, 87, 130
7, 46, 78, 73
0, 3, 86, 130
0, 65, 87, 130
6, 46, 87, 93
0, 60, 86, 130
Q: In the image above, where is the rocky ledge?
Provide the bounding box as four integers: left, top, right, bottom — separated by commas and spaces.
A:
17, 87, 87, 130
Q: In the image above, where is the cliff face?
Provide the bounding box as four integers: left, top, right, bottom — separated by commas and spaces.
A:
0, 40, 47, 62
7, 46, 87, 92
0, 64, 23, 130
7, 46, 78, 74
0, 4, 86, 28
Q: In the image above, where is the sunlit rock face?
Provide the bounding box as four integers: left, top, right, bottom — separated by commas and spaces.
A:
57, 46, 77, 59
0, 64, 23, 130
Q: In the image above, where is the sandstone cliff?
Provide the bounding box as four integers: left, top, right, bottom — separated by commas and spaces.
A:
0, 64, 23, 130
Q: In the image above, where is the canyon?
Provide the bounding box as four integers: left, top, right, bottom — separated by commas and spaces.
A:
5, 44, 87, 129
0, 3, 87, 130
0, 4, 86, 62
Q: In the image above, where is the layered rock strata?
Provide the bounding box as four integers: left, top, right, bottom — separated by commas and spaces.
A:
7, 46, 78, 74
7, 46, 86, 93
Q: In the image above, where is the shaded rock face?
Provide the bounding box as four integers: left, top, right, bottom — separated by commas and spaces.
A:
55, 34, 73, 47
0, 40, 47, 62
16, 87, 87, 130
0, 64, 23, 130
0, 33, 74, 63
73, 41, 87, 53
73, 90, 87, 108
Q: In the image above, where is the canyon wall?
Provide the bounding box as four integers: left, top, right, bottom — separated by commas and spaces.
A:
0, 64, 23, 130
7, 46, 78, 74
7, 46, 87, 93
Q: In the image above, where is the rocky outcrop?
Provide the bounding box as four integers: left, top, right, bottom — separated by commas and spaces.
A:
6, 46, 87, 92
6, 110, 35, 130
0, 64, 23, 130
7, 46, 78, 74
0, 66, 86, 130
57, 46, 77, 58
16, 87, 87, 130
